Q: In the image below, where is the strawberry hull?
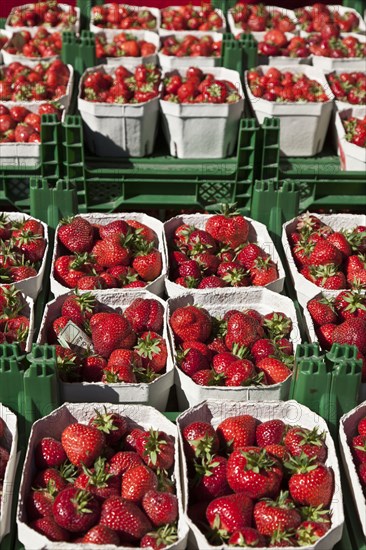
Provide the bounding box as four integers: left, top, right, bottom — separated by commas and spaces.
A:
50, 212, 167, 298
159, 6, 225, 37
17, 402, 188, 550
164, 213, 285, 296
340, 402, 366, 540
282, 213, 366, 307
177, 399, 344, 550
0, 404, 18, 543
90, 5, 161, 34
5, 3, 80, 34
93, 29, 159, 67
158, 31, 222, 69
37, 290, 174, 410
335, 105, 366, 171
167, 288, 301, 409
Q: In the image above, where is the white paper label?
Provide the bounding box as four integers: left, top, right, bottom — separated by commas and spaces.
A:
57, 321, 93, 354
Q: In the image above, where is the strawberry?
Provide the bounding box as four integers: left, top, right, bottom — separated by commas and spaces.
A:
218, 263, 250, 287
142, 490, 178, 526
34, 437, 67, 469
32, 468, 68, 493
92, 237, 131, 268
61, 422, 105, 467
250, 339, 277, 364
237, 243, 267, 269
187, 229, 217, 255
308, 240, 343, 266
216, 415, 257, 451
352, 435, 366, 463
181, 421, 219, 461
121, 464, 158, 503
13, 231, 46, 263
332, 318, 366, 354
206, 493, 253, 536
250, 257, 278, 286
254, 491, 301, 536
228, 528, 266, 547
81, 354, 106, 382
286, 455, 334, 508
225, 313, 264, 350
99, 220, 130, 240
192, 455, 230, 501
102, 361, 137, 383
89, 409, 127, 447
310, 264, 347, 290
296, 520, 330, 545
177, 346, 209, 377
0, 417, 4, 438
192, 369, 224, 386
195, 252, 220, 275
198, 275, 227, 289
90, 312, 136, 357
58, 217, 93, 253
52, 487, 100, 532
170, 305, 212, 343
100, 496, 152, 541
182, 340, 213, 361
30, 516, 71, 542
226, 448, 283, 498
140, 525, 178, 549
74, 457, 120, 500
327, 232, 352, 258
205, 205, 249, 249
135, 429, 174, 470
27, 483, 57, 520
177, 259, 202, 280
263, 312, 292, 338
316, 323, 337, 350
82, 525, 120, 545
124, 298, 164, 334
109, 451, 143, 476
257, 357, 292, 384
256, 420, 286, 447
307, 296, 338, 326
126, 219, 158, 245
225, 359, 257, 386
53, 254, 95, 288
212, 351, 237, 375
54, 346, 82, 382
265, 444, 290, 462
76, 275, 105, 290
284, 427, 327, 462
132, 242, 162, 281
61, 291, 98, 326
358, 416, 366, 436
268, 529, 297, 547
335, 290, 366, 321
135, 331, 167, 373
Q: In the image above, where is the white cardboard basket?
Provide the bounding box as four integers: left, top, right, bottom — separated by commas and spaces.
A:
5, 3, 80, 34
90, 5, 160, 34
309, 33, 366, 71
50, 212, 167, 298
282, 213, 366, 307
78, 64, 159, 157
167, 288, 301, 409
0, 404, 18, 543
159, 6, 225, 37
2, 27, 60, 66
245, 64, 334, 157
17, 402, 188, 550
164, 213, 285, 297
177, 399, 344, 550
335, 105, 366, 171
94, 29, 159, 67
37, 290, 174, 411
158, 31, 222, 69
160, 66, 244, 159
227, 6, 297, 42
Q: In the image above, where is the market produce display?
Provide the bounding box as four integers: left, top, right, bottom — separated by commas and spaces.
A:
343, 114, 366, 147
7, 1, 77, 29
257, 31, 310, 58
327, 71, 366, 105
95, 31, 157, 59
3, 28, 62, 59
0, 103, 61, 143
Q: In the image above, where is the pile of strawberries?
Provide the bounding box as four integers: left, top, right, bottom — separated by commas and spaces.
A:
344, 115, 366, 148
307, 289, 366, 379
182, 413, 334, 547
327, 72, 366, 105
48, 292, 168, 384
95, 32, 156, 59
351, 414, 366, 494
168, 208, 277, 289
247, 67, 329, 103
0, 214, 46, 283
295, 3, 361, 33
8, 0, 77, 29
0, 285, 30, 349
0, 416, 10, 508
170, 304, 294, 386
161, 5, 223, 31
0, 60, 70, 102
91, 4, 157, 30
0, 102, 61, 144
307, 33, 366, 59
54, 216, 162, 290
81, 65, 161, 104
288, 213, 366, 290
231, 3, 296, 33
27, 411, 179, 547
4, 28, 62, 58
160, 35, 221, 58
258, 30, 310, 58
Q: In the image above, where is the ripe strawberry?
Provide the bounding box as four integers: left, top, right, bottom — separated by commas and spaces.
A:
192, 369, 224, 386
250, 257, 279, 286
92, 237, 131, 268
181, 421, 219, 461
100, 496, 152, 541
142, 490, 178, 526
296, 520, 330, 545
177, 259, 201, 280
74, 457, 120, 500
61, 422, 105, 467
228, 528, 266, 547
265, 444, 290, 462
308, 240, 343, 266
9, 265, 37, 281
124, 298, 164, 334
109, 451, 143, 476
76, 275, 105, 290
170, 305, 212, 343
102, 361, 137, 383
53, 254, 95, 288
263, 312, 292, 338
58, 217, 94, 253
307, 297, 338, 326
191, 455, 230, 501
286, 455, 334, 508
195, 252, 220, 275
89, 409, 127, 447
99, 220, 130, 240
250, 338, 277, 364
34, 437, 67, 469
328, 232, 352, 258
177, 346, 209, 377
332, 318, 366, 354
225, 359, 257, 386
284, 427, 327, 462
81, 354, 107, 382
257, 357, 292, 384
27, 484, 57, 520
254, 491, 301, 536
53, 487, 100, 532
316, 323, 337, 350
206, 493, 253, 536
237, 243, 267, 269
225, 312, 264, 350
268, 529, 297, 547
182, 340, 213, 361
358, 416, 366, 436
335, 290, 366, 321
256, 419, 286, 447
187, 229, 217, 255
90, 312, 136, 357
132, 243, 162, 281
135, 331, 167, 373
352, 435, 366, 463
205, 205, 249, 249
198, 275, 227, 289
121, 464, 158, 503
82, 525, 120, 545
212, 351, 237, 375
216, 414, 257, 451
311, 264, 347, 290
13, 231, 46, 263
140, 525, 178, 549
30, 516, 71, 542
124, 428, 144, 452
61, 291, 98, 326
135, 429, 174, 470
126, 219, 158, 245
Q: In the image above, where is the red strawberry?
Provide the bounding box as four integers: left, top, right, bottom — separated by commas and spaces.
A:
286, 456, 334, 508
198, 275, 227, 289
99, 220, 130, 240
187, 229, 218, 255
170, 305, 212, 343
316, 323, 337, 350
76, 275, 105, 290
81, 354, 107, 382
13, 231, 46, 262
181, 421, 219, 461
82, 525, 120, 545
296, 520, 330, 545
192, 369, 224, 386
177, 347, 209, 377
61, 291, 98, 326
177, 259, 201, 280
35, 437, 67, 469
135, 429, 174, 470
212, 351, 237, 375
74, 457, 120, 500
89, 409, 127, 447
332, 318, 366, 354
102, 361, 137, 384
307, 297, 338, 326
140, 525, 178, 549
90, 312, 136, 357
225, 359, 256, 386
263, 312, 292, 338
52, 487, 100, 532
311, 264, 347, 290
257, 357, 292, 384
126, 219, 158, 245
58, 216, 94, 253
61, 422, 105, 467
237, 243, 267, 269
191, 455, 230, 501
335, 290, 366, 321
124, 298, 164, 334
30, 516, 71, 542
92, 237, 131, 268
250, 257, 279, 286
225, 313, 264, 350
206, 493, 253, 536
284, 427, 327, 462
109, 451, 143, 476
254, 491, 301, 536
216, 415, 257, 451
134, 331, 167, 373
328, 232, 352, 258
182, 340, 213, 361
265, 444, 290, 462
27, 484, 57, 520
205, 205, 249, 249
142, 490, 178, 526
53, 254, 95, 288
121, 464, 158, 503
32, 468, 67, 493
195, 252, 220, 275
308, 240, 343, 266
358, 416, 366, 436
100, 496, 152, 542
352, 435, 366, 463
251, 339, 277, 364
132, 243, 162, 281
256, 420, 286, 447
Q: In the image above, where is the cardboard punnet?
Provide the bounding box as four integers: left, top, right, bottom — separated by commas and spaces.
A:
78, 64, 159, 157
17, 402, 188, 550
0, 404, 18, 543
159, 7, 225, 36
164, 213, 285, 297
50, 212, 167, 298
177, 399, 344, 550
227, 6, 297, 42
245, 64, 334, 157
90, 5, 160, 33
37, 290, 174, 411
158, 31, 222, 69
94, 29, 159, 67
0, 212, 48, 300
167, 288, 301, 409
309, 33, 366, 71
282, 213, 366, 307
2, 28, 60, 66
160, 67, 244, 159
5, 3, 80, 34
335, 105, 366, 172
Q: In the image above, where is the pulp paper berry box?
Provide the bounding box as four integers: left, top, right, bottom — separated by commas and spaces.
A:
167, 288, 301, 409
227, 5, 297, 42
0, 212, 48, 300
159, 6, 226, 37
17, 402, 189, 550
37, 290, 174, 411
90, 4, 161, 33
0, 404, 18, 543
2, 27, 60, 67
158, 30, 222, 69
50, 213, 167, 298
177, 399, 344, 550
282, 213, 366, 307
340, 402, 366, 540
5, 3, 81, 34
164, 213, 285, 297
335, 105, 366, 172
93, 29, 160, 67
